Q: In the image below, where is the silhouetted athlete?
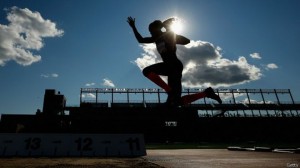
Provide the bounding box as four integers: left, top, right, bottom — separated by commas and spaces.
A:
127, 16, 222, 106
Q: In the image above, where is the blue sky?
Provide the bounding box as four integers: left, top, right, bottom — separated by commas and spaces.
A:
0, 0, 300, 115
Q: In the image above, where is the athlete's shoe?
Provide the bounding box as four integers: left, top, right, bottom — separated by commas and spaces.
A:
205, 87, 222, 104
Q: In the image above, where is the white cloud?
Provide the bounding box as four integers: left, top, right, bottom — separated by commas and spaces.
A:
250, 53, 262, 59
81, 93, 96, 98
51, 73, 59, 77
85, 83, 96, 87
41, 73, 59, 78
241, 98, 274, 104
133, 40, 262, 88
0, 6, 64, 66
102, 78, 115, 87
266, 63, 278, 70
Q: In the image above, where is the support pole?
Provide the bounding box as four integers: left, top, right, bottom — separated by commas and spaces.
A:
260, 89, 268, 117
288, 89, 295, 104
274, 89, 280, 104
127, 89, 129, 104
142, 90, 145, 103
289, 89, 299, 116
111, 89, 114, 104
231, 89, 236, 104
158, 89, 161, 103
80, 88, 82, 104
245, 89, 251, 104
260, 89, 266, 104
95, 88, 98, 104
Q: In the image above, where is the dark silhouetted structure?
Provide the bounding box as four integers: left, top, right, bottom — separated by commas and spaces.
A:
0, 88, 299, 144
43, 89, 66, 115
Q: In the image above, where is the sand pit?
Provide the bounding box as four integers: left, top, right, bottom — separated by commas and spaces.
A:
0, 157, 163, 168
1, 149, 299, 168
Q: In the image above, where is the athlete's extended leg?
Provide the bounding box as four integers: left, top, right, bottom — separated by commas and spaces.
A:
181, 92, 206, 105
181, 87, 222, 105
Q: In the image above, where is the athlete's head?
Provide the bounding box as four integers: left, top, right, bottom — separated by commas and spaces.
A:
148, 20, 163, 35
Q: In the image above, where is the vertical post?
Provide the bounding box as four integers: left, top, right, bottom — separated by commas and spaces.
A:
246, 89, 255, 117
95, 88, 98, 104
242, 110, 246, 117
142, 89, 145, 103
259, 89, 269, 116
251, 110, 255, 117
274, 89, 280, 104
111, 89, 114, 104
258, 110, 262, 117
206, 110, 209, 117
127, 89, 129, 104
260, 89, 268, 117
289, 89, 299, 116
288, 89, 295, 104
80, 88, 82, 104
236, 110, 240, 117
232, 89, 238, 116
245, 89, 251, 104
260, 89, 266, 104
274, 89, 288, 116
216, 89, 220, 115
231, 89, 236, 104
158, 89, 161, 103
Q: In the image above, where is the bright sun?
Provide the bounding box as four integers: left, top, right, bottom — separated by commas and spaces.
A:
170, 18, 183, 34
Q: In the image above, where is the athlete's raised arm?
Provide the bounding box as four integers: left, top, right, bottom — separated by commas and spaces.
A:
127, 17, 153, 43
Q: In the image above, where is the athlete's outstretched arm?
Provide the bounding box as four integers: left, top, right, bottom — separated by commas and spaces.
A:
176, 35, 190, 45
127, 17, 153, 43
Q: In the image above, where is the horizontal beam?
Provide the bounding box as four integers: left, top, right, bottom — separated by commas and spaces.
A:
65, 103, 300, 111
80, 88, 291, 94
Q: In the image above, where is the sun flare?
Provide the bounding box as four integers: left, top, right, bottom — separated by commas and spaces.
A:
170, 18, 183, 34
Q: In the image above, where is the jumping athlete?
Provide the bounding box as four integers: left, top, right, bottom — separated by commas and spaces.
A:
127, 16, 222, 106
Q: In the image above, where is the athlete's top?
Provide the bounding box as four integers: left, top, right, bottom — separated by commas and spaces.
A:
155, 32, 178, 63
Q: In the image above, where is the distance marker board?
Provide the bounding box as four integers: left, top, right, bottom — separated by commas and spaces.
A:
0, 133, 146, 157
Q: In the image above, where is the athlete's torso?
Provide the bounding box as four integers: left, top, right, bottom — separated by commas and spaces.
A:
155, 32, 178, 63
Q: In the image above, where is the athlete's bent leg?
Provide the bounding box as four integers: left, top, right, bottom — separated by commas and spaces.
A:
146, 72, 171, 92
143, 66, 171, 92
